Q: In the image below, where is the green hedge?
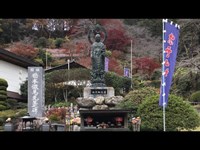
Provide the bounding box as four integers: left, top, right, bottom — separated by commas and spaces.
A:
0, 78, 8, 87
0, 95, 7, 101
17, 102, 27, 109
0, 108, 27, 126
0, 104, 7, 111
6, 99, 17, 104
0, 101, 7, 106
0, 90, 7, 96
6, 99, 18, 109
138, 94, 200, 131
0, 86, 7, 91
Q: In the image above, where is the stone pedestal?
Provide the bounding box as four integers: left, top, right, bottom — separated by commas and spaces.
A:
41, 123, 50, 131
4, 123, 13, 131
83, 87, 114, 98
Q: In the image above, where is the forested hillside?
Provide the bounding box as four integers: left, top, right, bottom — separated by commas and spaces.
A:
1, 19, 200, 99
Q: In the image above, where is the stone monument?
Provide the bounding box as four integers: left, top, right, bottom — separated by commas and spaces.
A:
83, 24, 114, 98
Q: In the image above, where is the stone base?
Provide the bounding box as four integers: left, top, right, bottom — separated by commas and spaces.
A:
83, 87, 114, 98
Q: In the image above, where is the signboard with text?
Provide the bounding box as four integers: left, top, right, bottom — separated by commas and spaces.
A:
28, 67, 45, 117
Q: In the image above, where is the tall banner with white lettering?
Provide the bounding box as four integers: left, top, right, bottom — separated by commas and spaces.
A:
159, 19, 180, 131
159, 20, 180, 107
28, 67, 45, 117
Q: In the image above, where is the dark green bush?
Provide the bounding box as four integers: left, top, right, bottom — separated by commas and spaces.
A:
17, 102, 27, 109
117, 87, 158, 114
151, 69, 162, 80
0, 101, 10, 109
0, 118, 4, 126
55, 38, 64, 48
36, 37, 48, 48
0, 78, 8, 87
171, 69, 200, 98
138, 94, 200, 131
105, 72, 131, 95
0, 109, 27, 126
6, 99, 18, 109
0, 90, 7, 96
149, 80, 161, 88
0, 95, 7, 101
0, 104, 7, 111
0, 86, 7, 91
189, 91, 200, 102
0, 101, 7, 106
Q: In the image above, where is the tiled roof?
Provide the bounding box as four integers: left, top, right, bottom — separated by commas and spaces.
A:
0, 48, 41, 68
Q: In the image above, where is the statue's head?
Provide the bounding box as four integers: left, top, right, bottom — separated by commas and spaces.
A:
95, 34, 101, 42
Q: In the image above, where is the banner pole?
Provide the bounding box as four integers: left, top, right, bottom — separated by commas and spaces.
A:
162, 19, 166, 132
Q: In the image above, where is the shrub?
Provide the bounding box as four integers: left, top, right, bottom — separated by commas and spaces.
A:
149, 80, 161, 88
105, 72, 131, 95
0, 104, 7, 111
20, 80, 28, 98
0, 78, 8, 87
0, 108, 27, 126
0, 90, 7, 96
151, 69, 162, 80
0, 101, 10, 109
36, 37, 48, 48
117, 87, 158, 114
0, 95, 7, 101
17, 102, 27, 109
6, 99, 18, 109
46, 108, 66, 123
55, 38, 64, 48
138, 94, 200, 131
0, 86, 7, 91
0, 101, 7, 106
0, 118, 4, 126
52, 102, 70, 108
171, 69, 200, 98
189, 91, 200, 102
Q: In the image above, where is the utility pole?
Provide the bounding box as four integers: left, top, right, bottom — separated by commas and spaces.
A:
46, 49, 48, 69
131, 40, 133, 89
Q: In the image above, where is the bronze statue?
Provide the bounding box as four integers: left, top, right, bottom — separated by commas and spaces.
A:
88, 24, 107, 87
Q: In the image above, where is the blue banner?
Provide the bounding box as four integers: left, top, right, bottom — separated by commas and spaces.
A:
159, 20, 180, 107
105, 57, 109, 72
124, 67, 130, 77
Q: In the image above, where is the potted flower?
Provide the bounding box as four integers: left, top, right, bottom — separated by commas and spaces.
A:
115, 117, 123, 127
85, 116, 93, 126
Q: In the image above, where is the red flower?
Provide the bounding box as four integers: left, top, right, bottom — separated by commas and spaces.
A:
115, 117, 123, 122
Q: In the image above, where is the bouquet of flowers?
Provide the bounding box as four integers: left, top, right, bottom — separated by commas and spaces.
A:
71, 117, 81, 125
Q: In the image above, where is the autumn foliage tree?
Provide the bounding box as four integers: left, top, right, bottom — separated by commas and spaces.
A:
109, 57, 123, 76
9, 42, 38, 60
62, 36, 90, 61
77, 56, 91, 69
98, 19, 131, 51
112, 50, 125, 60
133, 57, 161, 78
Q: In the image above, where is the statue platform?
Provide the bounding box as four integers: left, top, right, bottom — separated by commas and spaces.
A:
83, 87, 114, 98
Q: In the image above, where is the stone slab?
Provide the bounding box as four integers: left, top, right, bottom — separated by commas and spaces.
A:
83, 87, 114, 98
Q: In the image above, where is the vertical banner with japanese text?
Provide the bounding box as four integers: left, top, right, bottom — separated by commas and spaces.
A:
124, 67, 130, 77
28, 67, 45, 117
159, 20, 180, 107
